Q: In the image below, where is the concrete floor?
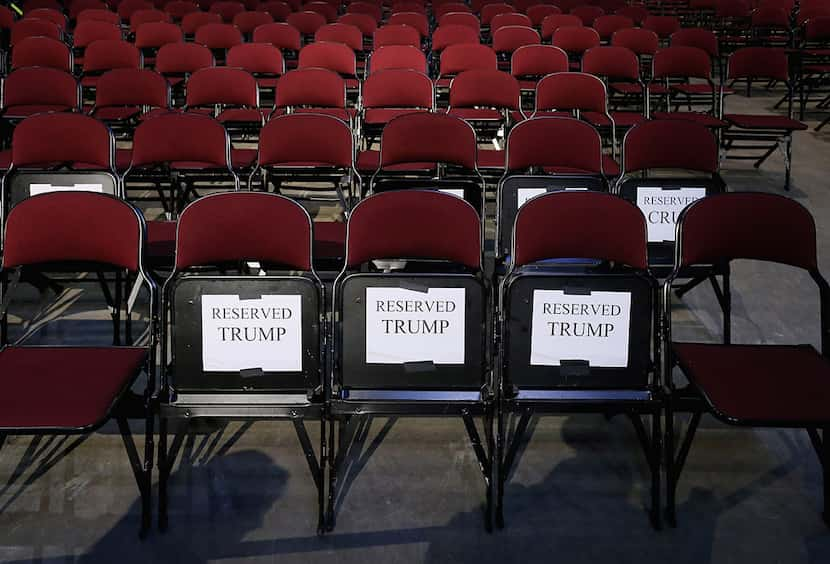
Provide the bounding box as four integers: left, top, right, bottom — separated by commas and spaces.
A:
2, 90, 830, 563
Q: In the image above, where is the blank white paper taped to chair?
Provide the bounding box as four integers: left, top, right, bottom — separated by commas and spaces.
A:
365, 287, 466, 364
517, 187, 589, 209
201, 294, 302, 372
530, 290, 631, 367
636, 187, 707, 243
29, 184, 104, 196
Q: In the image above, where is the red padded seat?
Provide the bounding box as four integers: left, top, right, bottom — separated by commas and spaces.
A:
356, 150, 436, 172
0, 346, 147, 430
725, 114, 809, 131
673, 343, 830, 423
313, 220, 346, 262
652, 111, 729, 128
147, 219, 177, 261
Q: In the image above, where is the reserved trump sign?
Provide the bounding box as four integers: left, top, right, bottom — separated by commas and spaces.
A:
530, 289, 631, 367
201, 294, 303, 372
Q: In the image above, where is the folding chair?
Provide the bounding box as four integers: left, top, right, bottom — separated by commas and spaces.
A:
364, 112, 485, 211
304, 1, 337, 23
643, 15, 681, 41
527, 4, 562, 28
720, 47, 807, 191
155, 42, 214, 102
123, 112, 240, 217
26, 7, 67, 29
73, 19, 122, 70
482, 3, 515, 27
134, 21, 184, 67
593, 14, 634, 43
616, 5, 650, 25
0, 191, 157, 537
261, 0, 292, 22
348, 1, 383, 24
447, 69, 520, 152
298, 41, 360, 98
10, 35, 72, 72
493, 25, 541, 71
164, 1, 200, 21
615, 119, 725, 275
251, 112, 359, 214
663, 192, 830, 529
118, 0, 154, 22
490, 13, 534, 36
540, 14, 583, 42
157, 191, 327, 533
497, 190, 662, 530
10, 18, 62, 46
368, 45, 428, 74
273, 67, 354, 123
496, 116, 609, 260
436, 13, 481, 33
387, 11, 429, 38
316, 22, 365, 53
552, 25, 600, 70
510, 44, 569, 104
582, 46, 648, 141
227, 43, 284, 101
649, 45, 728, 127
184, 66, 265, 140
436, 43, 498, 92
435, 2, 473, 19
252, 21, 301, 68
77, 8, 122, 25
1, 67, 80, 123
90, 68, 171, 137
286, 10, 327, 37
373, 23, 421, 49
327, 190, 495, 531
361, 69, 433, 145
129, 8, 171, 34
339, 12, 378, 39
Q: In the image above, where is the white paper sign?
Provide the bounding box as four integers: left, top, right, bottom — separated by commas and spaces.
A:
201, 294, 302, 372
530, 290, 631, 367
365, 287, 466, 364
636, 187, 707, 242
517, 187, 589, 209
29, 183, 104, 196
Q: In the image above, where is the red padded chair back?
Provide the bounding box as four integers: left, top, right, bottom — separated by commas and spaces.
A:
10, 18, 61, 45
493, 25, 541, 53
258, 113, 352, 167
77, 8, 121, 25
253, 22, 301, 49
261, 0, 292, 21
316, 22, 363, 51
176, 192, 313, 270
275, 68, 345, 108
83, 39, 141, 72
440, 44, 498, 75
181, 11, 222, 34
514, 191, 647, 268
511, 44, 569, 77
156, 42, 214, 73
74, 20, 122, 48
678, 193, 817, 271
653, 46, 711, 80
363, 69, 433, 109
131, 112, 229, 167
11, 112, 112, 170
4, 192, 142, 271
728, 46, 789, 82
339, 12, 378, 35
437, 13, 480, 32
491, 12, 533, 32
135, 21, 184, 48
346, 191, 481, 269
582, 45, 639, 80
570, 5, 604, 25
528, 5, 562, 26
481, 4, 515, 25
450, 69, 520, 110
209, 0, 246, 22
432, 24, 480, 51
164, 1, 200, 20
130, 8, 171, 33
349, 1, 383, 22
195, 22, 243, 49
186, 67, 258, 107
370, 45, 428, 73
227, 43, 285, 74
11, 36, 71, 72
541, 14, 582, 40
388, 11, 429, 36
286, 10, 326, 34
298, 41, 357, 76
671, 28, 719, 57
642, 15, 680, 38
552, 25, 600, 54
379, 112, 478, 170
535, 72, 606, 113
593, 14, 634, 39
611, 27, 659, 56
3, 67, 79, 109
622, 119, 718, 174
615, 5, 649, 25
95, 68, 169, 109
506, 116, 604, 174
374, 23, 421, 48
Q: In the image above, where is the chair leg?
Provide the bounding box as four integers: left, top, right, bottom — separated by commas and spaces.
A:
495, 403, 506, 529
666, 411, 701, 529
325, 416, 338, 532
158, 415, 168, 532
665, 401, 676, 527
318, 416, 327, 536
650, 410, 662, 531
142, 406, 155, 538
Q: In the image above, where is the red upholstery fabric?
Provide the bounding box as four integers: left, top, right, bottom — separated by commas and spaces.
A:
678, 192, 817, 270
147, 219, 177, 259
440, 44, 498, 75
313, 220, 346, 260
527, 5, 562, 26
156, 42, 214, 74
94, 68, 169, 113
541, 14, 583, 40
217, 108, 268, 123
491, 13, 533, 33
623, 119, 718, 173
506, 116, 603, 173
513, 191, 648, 268
134, 21, 183, 48
10, 18, 61, 45
210, 1, 246, 23
349, 3, 383, 24
363, 70, 433, 112
186, 67, 258, 108
449, 69, 521, 111
615, 6, 649, 25
356, 150, 435, 172
379, 112, 478, 169
347, 191, 481, 269
276, 68, 346, 109
11, 36, 71, 72
176, 192, 312, 270
4, 192, 142, 270
653, 46, 711, 80
304, 1, 337, 23
643, 15, 680, 39
233, 11, 274, 34
83, 39, 141, 73
259, 113, 352, 167
370, 45, 428, 74
12, 113, 112, 170
373, 24, 421, 49
551, 26, 600, 55
448, 107, 503, 120
728, 47, 789, 82
432, 24, 480, 52
286, 11, 326, 34
583, 45, 640, 81
673, 343, 830, 423
165, 1, 200, 20
478, 148, 506, 169
181, 11, 222, 34
725, 114, 808, 131
493, 25, 541, 53
593, 14, 634, 40
511, 45, 569, 80
671, 28, 719, 57
131, 112, 229, 168
387, 12, 428, 36
0, 346, 147, 430
650, 111, 727, 128
316, 22, 363, 51
482, 4, 515, 25
261, 1, 292, 22
611, 27, 659, 56
3, 68, 78, 114
74, 20, 122, 49
195, 22, 243, 49
570, 5, 604, 26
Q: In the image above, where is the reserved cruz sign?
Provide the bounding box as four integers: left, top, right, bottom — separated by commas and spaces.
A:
636, 186, 707, 242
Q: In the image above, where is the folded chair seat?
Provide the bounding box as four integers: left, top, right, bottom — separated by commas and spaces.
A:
651, 111, 729, 128
0, 346, 147, 430
725, 114, 809, 131
673, 343, 830, 423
